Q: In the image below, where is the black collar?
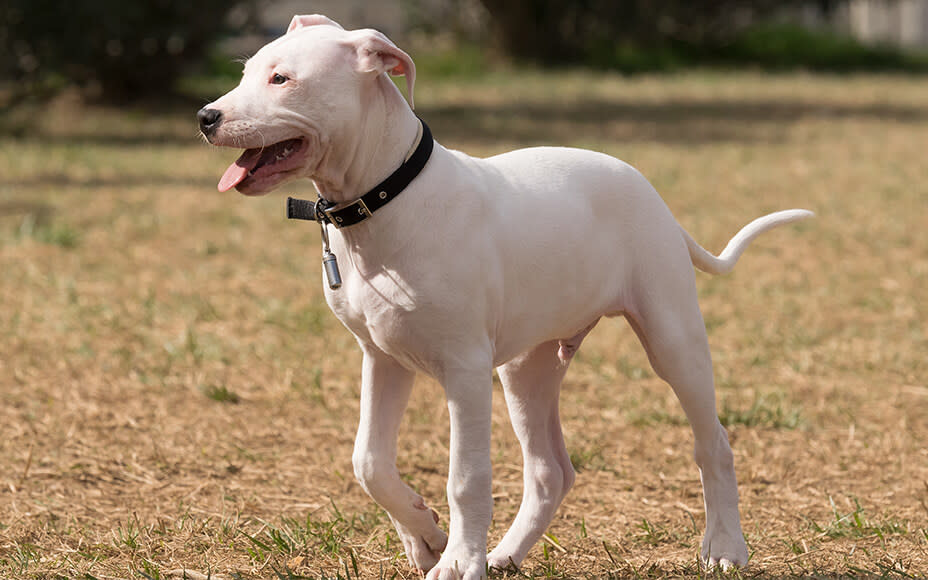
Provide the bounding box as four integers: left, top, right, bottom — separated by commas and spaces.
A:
287, 119, 433, 229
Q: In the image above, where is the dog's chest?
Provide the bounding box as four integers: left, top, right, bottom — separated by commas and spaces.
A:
324, 267, 442, 373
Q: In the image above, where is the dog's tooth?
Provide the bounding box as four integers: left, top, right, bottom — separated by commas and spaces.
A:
275, 146, 293, 162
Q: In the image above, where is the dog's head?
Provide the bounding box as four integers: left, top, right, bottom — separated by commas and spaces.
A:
197, 15, 416, 196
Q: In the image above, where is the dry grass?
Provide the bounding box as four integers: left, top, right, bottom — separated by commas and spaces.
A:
1, 71, 927, 579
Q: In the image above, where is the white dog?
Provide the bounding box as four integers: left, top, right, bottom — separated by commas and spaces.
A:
198, 15, 811, 579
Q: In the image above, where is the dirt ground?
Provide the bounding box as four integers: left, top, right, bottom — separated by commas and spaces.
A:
1, 71, 926, 579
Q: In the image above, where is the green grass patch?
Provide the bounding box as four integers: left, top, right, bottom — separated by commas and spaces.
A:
569, 443, 610, 473
1, 543, 39, 576
14, 213, 81, 248
626, 407, 688, 428
200, 384, 241, 404
719, 392, 803, 430
240, 503, 387, 571
811, 497, 910, 541
412, 43, 489, 79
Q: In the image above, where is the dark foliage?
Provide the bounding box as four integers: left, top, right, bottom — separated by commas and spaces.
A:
0, 0, 243, 102
475, 0, 866, 70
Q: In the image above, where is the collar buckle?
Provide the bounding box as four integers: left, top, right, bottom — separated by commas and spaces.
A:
324, 197, 371, 228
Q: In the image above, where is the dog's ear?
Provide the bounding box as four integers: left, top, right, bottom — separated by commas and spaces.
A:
287, 14, 344, 33
351, 29, 416, 109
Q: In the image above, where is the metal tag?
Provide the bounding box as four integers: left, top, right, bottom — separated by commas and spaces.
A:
322, 250, 342, 290
318, 219, 342, 290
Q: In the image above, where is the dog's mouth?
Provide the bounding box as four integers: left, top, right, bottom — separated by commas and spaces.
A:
218, 138, 308, 194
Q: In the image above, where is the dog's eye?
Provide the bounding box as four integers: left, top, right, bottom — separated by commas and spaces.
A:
270, 73, 289, 85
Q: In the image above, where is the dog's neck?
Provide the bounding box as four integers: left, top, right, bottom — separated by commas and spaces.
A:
311, 74, 420, 205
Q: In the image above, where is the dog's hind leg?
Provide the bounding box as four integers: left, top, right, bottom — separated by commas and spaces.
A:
352, 345, 448, 572
625, 265, 749, 569
487, 339, 579, 571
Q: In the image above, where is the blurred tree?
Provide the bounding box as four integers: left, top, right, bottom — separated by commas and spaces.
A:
476, 0, 848, 66
0, 0, 249, 102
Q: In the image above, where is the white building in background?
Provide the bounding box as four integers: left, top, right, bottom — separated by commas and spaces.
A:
844, 0, 928, 47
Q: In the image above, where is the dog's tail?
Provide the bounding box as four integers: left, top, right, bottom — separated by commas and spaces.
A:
683, 209, 814, 275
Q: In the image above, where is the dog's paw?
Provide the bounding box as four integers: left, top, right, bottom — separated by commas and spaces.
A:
425, 551, 487, 580
701, 531, 749, 570
486, 550, 521, 573
394, 515, 447, 572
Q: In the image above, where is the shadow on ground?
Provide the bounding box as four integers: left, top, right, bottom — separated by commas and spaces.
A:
420, 97, 928, 146
4, 92, 927, 150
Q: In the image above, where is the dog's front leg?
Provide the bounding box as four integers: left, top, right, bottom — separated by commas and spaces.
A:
352, 346, 448, 571
428, 363, 494, 580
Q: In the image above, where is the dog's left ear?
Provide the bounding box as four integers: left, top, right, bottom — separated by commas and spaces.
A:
351, 29, 416, 109
287, 14, 344, 33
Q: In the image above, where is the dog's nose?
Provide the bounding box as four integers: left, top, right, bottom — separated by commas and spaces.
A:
197, 107, 223, 137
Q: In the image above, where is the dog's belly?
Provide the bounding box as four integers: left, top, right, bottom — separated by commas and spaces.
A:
480, 147, 666, 362
328, 261, 619, 373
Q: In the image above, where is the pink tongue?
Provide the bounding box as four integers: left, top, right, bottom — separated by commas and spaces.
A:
218, 148, 263, 192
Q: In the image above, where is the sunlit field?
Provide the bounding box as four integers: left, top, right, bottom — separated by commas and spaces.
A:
1, 70, 926, 579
